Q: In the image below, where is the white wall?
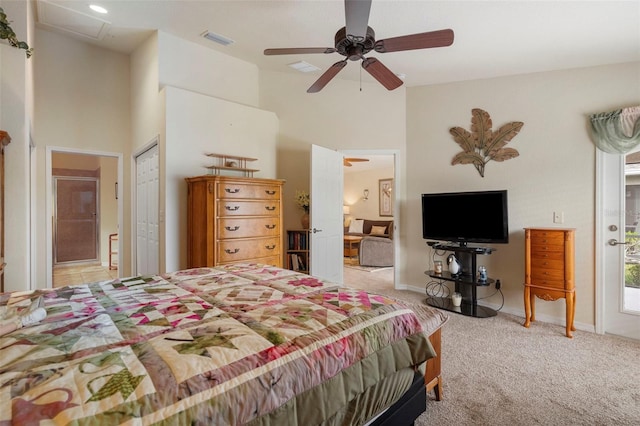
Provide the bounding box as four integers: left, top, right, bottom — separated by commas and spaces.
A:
406, 62, 640, 328
344, 166, 395, 222
164, 86, 278, 272
33, 28, 130, 287
0, 0, 34, 292
158, 32, 259, 108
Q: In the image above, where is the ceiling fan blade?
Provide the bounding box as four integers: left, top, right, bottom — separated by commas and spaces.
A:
343, 159, 353, 166
361, 58, 403, 91
374, 29, 454, 53
264, 47, 336, 55
307, 60, 347, 93
345, 158, 369, 162
344, 0, 372, 41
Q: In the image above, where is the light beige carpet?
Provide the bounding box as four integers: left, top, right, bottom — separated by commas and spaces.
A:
343, 266, 640, 425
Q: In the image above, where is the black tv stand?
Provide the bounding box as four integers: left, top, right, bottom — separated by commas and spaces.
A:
425, 242, 497, 318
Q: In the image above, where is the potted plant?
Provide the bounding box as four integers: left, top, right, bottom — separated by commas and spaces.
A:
0, 7, 32, 58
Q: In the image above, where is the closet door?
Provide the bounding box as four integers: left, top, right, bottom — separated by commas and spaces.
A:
135, 145, 159, 275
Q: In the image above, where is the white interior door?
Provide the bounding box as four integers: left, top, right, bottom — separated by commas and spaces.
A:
310, 144, 344, 283
135, 145, 160, 275
597, 149, 640, 340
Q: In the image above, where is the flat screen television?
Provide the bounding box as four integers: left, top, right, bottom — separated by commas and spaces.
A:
421, 190, 509, 245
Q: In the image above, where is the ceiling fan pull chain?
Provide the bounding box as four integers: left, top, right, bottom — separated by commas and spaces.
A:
360, 65, 362, 91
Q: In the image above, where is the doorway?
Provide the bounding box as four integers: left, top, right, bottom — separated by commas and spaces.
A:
341, 150, 398, 290
46, 148, 122, 288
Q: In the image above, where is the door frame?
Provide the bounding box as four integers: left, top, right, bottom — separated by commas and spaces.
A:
340, 148, 400, 290
45, 146, 123, 288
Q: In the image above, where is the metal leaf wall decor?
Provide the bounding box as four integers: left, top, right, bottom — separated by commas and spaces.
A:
450, 108, 523, 177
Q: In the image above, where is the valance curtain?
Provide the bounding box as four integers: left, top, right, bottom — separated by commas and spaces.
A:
590, 106, 640, 154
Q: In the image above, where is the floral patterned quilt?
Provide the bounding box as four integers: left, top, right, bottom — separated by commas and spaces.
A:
0, 263, 435, 425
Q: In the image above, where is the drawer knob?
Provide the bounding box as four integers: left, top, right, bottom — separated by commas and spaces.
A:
225, 248, 240, 254
265, 244, 276, 250
225, 206, 240, 211
265, 206, 276, 211
225, 226, 240, 231
265, 190, 276, 195
225, 188, 240, 194
265, 224, 276, 230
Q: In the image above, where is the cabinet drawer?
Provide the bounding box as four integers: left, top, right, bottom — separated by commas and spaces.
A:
218, 183, 281, 200
218, 200, 280, 217
218, 218, 280, 239
218, 237, 280, 263
530, 248, 565, 260
531, 268, 565, 282
530, 257, 564, 270
530, 231, 565, 245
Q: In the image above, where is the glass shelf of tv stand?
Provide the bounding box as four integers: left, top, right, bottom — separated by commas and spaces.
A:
424, 271, 497, 318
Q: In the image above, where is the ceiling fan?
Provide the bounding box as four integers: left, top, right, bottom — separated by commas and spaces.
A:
263, 0, 454, 93
344, 157, 369, 167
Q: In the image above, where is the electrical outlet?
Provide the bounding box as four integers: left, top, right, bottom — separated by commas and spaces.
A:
553, 211, 564, 224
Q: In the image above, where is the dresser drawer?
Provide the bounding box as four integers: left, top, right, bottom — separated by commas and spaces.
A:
530, 231, 565, 245
217, 218, 280, 239
217, 255, 282, 268
531, 267, 565, 281
217, 237, 281, 263
530, 247, 565, 261
218, 200, 280, 217
530, 257, 564, 270
218, 182, 281, 200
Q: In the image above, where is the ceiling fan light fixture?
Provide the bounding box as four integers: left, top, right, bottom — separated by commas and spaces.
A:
288, 61, 321, 73
201, 31, 234, 46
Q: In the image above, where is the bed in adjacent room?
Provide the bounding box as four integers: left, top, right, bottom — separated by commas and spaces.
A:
0, 263, 447, 425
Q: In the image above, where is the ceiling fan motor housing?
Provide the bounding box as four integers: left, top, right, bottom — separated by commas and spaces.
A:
335, 26, 376, 61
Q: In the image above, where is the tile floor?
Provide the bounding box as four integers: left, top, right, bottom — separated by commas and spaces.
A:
53, 262, 118, 288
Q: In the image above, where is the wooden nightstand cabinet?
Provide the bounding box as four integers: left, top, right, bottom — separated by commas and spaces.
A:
523, 227, 576, 338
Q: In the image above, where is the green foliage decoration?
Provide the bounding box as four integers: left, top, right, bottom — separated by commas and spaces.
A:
449, 108, 523, 177
0, 7, 32, 58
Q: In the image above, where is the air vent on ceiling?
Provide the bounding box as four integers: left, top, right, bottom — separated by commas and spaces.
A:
201, 31, 234, 46
288, 61, 321, 73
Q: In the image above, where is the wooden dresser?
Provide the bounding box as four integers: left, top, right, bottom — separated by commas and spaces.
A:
185, 175, 284, 268
523, 227, 576, 338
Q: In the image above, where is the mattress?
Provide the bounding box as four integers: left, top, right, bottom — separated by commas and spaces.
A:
0, 263, 438, 425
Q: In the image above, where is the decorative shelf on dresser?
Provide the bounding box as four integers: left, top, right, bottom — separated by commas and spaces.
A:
205, 153, 259, 177
523, 227, 576, 338
185, 175, 285, 268
286, 230, 310, 274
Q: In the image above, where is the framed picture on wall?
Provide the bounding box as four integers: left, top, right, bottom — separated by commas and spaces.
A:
379, 178, 393, 217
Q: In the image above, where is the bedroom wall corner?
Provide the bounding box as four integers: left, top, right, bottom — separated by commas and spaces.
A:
0, 0, 33, 292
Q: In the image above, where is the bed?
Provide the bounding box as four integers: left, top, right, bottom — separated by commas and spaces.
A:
0, 263, 447, 425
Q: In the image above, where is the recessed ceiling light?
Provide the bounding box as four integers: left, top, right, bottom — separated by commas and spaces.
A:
89, 5, 108, 14
288, 61, 321, 73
